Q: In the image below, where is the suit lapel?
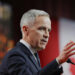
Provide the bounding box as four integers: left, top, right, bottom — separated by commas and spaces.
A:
29, 54, 41, 70
16, 42, 41, 70
37, 53, 41, 67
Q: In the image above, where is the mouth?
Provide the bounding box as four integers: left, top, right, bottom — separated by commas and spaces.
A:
41, 39, 48, 43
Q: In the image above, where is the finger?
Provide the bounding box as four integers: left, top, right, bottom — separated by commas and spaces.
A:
66, 47, 75, 54
64, 42, 75, 50
65, 41, 74, 47
67, 52, 75, 57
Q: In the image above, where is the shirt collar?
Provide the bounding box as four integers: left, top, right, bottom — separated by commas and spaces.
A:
20, 39, 37, 55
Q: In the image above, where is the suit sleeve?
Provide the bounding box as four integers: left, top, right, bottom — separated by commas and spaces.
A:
39, 59, 63, 75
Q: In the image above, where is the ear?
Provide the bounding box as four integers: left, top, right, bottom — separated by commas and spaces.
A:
22, 26, 28, 32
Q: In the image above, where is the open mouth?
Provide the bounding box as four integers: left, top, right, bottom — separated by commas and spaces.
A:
41, 39, 47, 43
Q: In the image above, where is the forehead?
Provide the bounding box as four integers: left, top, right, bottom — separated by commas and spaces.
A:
34, 16, 51, 28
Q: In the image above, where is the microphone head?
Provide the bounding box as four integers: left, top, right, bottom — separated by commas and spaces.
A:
67, 59, 75, 65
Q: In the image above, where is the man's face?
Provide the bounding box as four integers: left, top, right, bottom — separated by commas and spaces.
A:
28, 16, 51, 51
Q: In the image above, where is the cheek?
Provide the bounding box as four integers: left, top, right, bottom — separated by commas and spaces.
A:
35, 33, 44, 46
29, 29, 43, 43
31, 32, 42, 44
32, 31, 43, 38
35, 32, 43, 40
33, 33, 42, 42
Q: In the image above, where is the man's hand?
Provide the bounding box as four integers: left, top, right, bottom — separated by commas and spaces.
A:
56, 41, 75, 64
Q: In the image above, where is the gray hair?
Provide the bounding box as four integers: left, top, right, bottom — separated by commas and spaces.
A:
20, 9, 50, 32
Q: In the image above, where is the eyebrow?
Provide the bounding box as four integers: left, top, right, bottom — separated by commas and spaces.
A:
38, 26, 51, 32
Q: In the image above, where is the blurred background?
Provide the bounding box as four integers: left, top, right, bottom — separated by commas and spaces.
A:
0, 0, 75, 75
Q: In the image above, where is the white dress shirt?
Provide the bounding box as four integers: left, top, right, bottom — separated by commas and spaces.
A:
20, 39, 38, 62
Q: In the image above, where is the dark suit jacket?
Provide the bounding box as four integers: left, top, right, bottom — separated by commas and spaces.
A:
0, 42, 63, 75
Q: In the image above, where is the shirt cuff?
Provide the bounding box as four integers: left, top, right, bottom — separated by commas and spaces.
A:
56, 59, 62, 68
56, 58, 60, 64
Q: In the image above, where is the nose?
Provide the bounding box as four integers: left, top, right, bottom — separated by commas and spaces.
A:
43, 31, 49, 39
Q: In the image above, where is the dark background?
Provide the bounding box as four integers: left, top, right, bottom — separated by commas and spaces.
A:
1, 0, 75, 43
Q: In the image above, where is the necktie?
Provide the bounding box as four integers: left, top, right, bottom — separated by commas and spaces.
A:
34, 53, 38, 61
34, 53, 40, 66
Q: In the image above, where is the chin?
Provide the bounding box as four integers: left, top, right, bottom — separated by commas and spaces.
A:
37, 46, 46, 51
42, 46, 46, 49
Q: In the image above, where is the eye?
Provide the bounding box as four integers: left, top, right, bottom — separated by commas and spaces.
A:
38, 27, 46, 31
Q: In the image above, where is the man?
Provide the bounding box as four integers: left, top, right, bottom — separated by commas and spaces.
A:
0, 9, 75, 75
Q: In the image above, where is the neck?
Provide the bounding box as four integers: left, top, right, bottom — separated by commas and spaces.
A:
22, 38, 37, 53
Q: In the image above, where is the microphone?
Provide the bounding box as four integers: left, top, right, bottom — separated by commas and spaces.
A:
66, 58, 75, 65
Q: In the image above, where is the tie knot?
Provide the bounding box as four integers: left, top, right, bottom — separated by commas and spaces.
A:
34, 53, 38, 58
